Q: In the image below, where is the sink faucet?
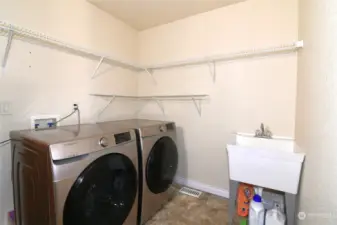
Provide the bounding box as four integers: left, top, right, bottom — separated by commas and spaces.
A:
255, 123, 273, 139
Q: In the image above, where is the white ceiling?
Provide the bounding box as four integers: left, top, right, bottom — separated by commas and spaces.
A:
88, 0, 245, 30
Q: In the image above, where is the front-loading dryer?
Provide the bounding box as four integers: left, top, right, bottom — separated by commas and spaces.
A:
98, 119, 179, 224
11, 123, 139, 225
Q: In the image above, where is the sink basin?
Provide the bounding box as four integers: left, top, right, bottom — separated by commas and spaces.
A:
227, 133, 305, 194
236, 132, 295, 152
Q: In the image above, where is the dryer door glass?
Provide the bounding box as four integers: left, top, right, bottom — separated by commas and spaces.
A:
63, 153, 137, 225
146, 136, 178, 194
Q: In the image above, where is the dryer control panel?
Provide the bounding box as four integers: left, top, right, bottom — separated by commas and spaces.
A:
159, 125, 167, 132
166, 123, 175, 131
140, 122, 176, 137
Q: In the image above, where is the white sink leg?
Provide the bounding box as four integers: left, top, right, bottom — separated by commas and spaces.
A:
228, 180, 239, 225
285, 193, 297, 225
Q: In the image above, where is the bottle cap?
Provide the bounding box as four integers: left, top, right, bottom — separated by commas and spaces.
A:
253, 194, 262, 203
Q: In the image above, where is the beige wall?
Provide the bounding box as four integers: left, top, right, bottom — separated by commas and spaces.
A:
0, 0, 302, 223
0, 0, 138, 223
138, 0, 298, 191
296, 0, 337, 224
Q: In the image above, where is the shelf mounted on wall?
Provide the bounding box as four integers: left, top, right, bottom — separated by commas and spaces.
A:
143, 40, 304, 83
96, 95, 116, 118
1, 20, 304, 83
208, 61, 216, 83
90, 94, 209, 117
2, 25, 14, 68
91, 57, 105, 79
144, 68, 156, 84
0, 21, 143, 73
144, 41, 304, 71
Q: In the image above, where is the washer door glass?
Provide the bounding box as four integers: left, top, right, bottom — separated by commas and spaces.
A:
63, 153, 137, 225
146, 136, 178, 194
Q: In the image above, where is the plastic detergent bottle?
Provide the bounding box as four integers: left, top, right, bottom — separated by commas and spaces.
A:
249, 194, 265, 225
265, 207, 286, 225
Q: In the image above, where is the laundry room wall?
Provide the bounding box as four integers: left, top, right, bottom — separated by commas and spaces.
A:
0, 0, 138, 223
296, 0, 337, 224
137, 0, 298, 195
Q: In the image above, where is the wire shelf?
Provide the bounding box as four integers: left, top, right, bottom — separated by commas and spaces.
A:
91, 94, 209, 116
144, 41, 304, 71
0, 20, 143, 71
1, 20, 303, 75
90, 94, 209, 100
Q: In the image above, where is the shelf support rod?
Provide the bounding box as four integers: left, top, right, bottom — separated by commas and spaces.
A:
2, 28, 14, 68
208, 61, 216, 83
145, 68, 156, 84
192, 98, 202, 116
92, 57, 105, 79
97, 96, 116, 118
154, 99, 165, 114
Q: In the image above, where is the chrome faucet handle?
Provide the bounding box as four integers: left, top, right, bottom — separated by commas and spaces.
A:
260, 123, 265, 134
255, 129, 261, 137
264, 127, 273, 138
254, 123, 273, 138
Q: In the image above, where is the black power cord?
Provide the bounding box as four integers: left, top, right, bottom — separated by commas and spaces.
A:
0, 104, 81, 146
0, 139, 11, 145
53, 104, 80, 126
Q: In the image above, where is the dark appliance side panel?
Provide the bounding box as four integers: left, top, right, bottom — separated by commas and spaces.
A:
11, 132, 56, 225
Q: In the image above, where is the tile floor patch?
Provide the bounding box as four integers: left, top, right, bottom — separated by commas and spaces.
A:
145, 191, 239, 225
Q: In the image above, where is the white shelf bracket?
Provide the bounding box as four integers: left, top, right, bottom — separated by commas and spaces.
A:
97, 96, 116, 118
208, 61, 216, 83
295, 40, 304, 48
2, 28, 14, 68
192, 98, 202, 116
145, 69, 156, 84
92, 57, 105, 79
154, 99, 165, 114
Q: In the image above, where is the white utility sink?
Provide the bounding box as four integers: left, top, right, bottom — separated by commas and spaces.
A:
227, 133, 305, 194
236, 132, 295, 152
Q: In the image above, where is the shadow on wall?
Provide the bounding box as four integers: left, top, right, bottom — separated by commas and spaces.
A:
175, 126, 188, 181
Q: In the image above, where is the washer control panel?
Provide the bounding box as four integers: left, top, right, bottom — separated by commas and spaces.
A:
159, 125, 166, 132
50, 131, 135, 161
114, 132, 131, 144
99, 137, 109, 147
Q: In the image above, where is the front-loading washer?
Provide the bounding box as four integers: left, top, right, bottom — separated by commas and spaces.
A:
10, 123, 139, 225
98, 119, 179, 224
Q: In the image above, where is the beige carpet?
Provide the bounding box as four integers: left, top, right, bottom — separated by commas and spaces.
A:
145, 192, 240, 225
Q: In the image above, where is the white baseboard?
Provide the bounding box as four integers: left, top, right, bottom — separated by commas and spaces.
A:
174, 176, 229, 198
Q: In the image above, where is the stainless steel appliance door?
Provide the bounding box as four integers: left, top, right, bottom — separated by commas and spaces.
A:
62, 153, 138, 225
145, 136, 178, 194
140, 134, 178, 224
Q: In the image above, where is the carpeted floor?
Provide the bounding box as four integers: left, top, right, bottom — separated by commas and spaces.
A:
145, 191, 240, 225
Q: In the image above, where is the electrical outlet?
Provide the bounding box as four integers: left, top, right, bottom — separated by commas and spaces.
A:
31, 115, 60, 130
0, 101, 12, 115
